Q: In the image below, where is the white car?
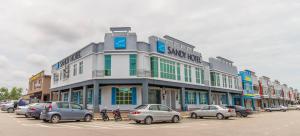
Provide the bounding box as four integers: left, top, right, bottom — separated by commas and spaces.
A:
287, 105, 300, 110
15, 105, 29, 117
265, 106, 287, 112
190, 105, 236, 120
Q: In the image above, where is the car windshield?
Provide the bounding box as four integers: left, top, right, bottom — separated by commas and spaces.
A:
219, 105, 227, 109
135, 105, 147, 110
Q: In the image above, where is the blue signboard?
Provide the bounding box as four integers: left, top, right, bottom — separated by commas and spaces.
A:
157, 40, 165, 53
114, 37, 126, 49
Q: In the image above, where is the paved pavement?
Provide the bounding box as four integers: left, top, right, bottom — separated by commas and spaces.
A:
1, 110, 300, 136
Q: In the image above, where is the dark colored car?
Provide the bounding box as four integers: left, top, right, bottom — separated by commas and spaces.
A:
225, 105, 252, 117
26, 103, 48, 119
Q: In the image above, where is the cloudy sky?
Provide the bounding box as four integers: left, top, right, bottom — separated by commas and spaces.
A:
0, 0, 299, 92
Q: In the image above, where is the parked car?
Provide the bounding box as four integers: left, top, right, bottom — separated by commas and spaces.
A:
225, 105, 253, 117
26, 103, 48, 119
1, 101, 17, 113
190, 105, 236, 120
287, 105, 300, 110
128, 104, 181, 125
15, 105, 29, 117
40, 102, 93, 123
265, 105, 287, 112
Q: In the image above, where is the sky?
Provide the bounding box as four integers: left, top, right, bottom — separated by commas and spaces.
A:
0, 0, 299, 92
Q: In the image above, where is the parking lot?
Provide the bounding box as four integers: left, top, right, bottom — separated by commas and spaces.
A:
1, 110, 300, 136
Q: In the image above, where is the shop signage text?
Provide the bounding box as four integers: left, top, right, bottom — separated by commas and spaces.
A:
167, 47, 201, 63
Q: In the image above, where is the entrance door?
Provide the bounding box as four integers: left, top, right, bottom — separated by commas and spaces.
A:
148, 89, 161, 104
170, 91, 176, 110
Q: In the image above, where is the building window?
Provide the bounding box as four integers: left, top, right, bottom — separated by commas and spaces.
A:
79, 61, 83, 74
196, 68, 204, 84
129, 54, 137, 76
112, 87, 136, 105
160, 58, 176, 80
71, 91, 82, 104
63, 93, 68, 102
222, 74, 227, 88
228, 76, 233, 88
210, 72, 216, 86
176, 63, 181, 80
104, 55, 111, 76
199, 93, 208, 104
87, 89, 93, 105
185, 91, 196, 104
184, 65, 192, 82
234, 77, 239, 89
73, 64, 77, 76
216, 73, 220, 86
150, 56, 158, 77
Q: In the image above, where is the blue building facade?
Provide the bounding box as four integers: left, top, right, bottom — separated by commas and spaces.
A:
239, 70, 256, 110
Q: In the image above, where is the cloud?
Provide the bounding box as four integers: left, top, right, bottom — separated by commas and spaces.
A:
0, 55, 9, 68
26, 53, 48, 67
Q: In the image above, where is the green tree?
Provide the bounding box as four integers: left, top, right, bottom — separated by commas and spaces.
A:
0, 87, 10, 100
9, 87, 23, 100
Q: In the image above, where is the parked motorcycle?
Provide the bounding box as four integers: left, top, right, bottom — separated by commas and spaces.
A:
100, 108, 109, 121
113, 108, 122, 121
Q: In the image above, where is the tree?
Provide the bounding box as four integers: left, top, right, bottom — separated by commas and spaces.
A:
0, 87, 9, 101
9, 87, 23, 100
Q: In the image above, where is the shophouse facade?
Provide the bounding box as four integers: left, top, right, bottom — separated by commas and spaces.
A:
49, 27, 244, 112
27, 71, 51, 102
259, 76, 272, 108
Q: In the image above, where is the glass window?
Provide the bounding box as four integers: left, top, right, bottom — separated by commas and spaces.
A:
63, 93, 68, 102
184, 65, 192, 82
196, 68, 204, 84
176, 63, 181, 80
149, 105, 159, 110
73, 64, 77, 76
116, 88, 132, 105
160, 58, 176, 80
104, 55, 111, 76
216, 73, 221, 86
222, 74, 227, 88
71, 104, 81, 110
129, 54, 137, 76
234, 77, 239, 89
199, 93, 208, 104
228, 76, 233, 88
210, 106, 218, 110
87, 89, 93, 105
58, 102, 69, 109
71, 91, 82, 104
186, 91, 196, 104
150, 56, 158, 77
200, 69, 204, 84
135, 105, 147, 110
202, 106, 209, 110
159, 105, 170, 111
79, 61, 83, 74
210, 72, 216, 86
188, 66, 192, 82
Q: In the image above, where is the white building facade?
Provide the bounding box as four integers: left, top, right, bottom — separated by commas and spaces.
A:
50, 27, 243, 112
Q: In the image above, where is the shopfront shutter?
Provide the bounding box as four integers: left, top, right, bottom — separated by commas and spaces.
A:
111, 87, 116, 105
131, 87, 137, 105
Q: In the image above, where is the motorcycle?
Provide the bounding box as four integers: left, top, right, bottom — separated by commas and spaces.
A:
100, 108, 109, 121
112, 108, 122, 121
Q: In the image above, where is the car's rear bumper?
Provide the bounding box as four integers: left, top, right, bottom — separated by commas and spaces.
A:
15, 110, 26, 115
128, 114, 146, 121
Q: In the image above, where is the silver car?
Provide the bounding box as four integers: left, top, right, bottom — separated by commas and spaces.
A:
128, 104, 181, 125
265, 105, 287, 112
190, 105, 236, 120
15, 105, 29, 116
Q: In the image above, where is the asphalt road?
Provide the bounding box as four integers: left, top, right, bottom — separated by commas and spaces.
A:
0, 110, 300, 136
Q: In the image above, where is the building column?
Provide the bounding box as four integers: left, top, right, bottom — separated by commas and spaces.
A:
93, 81, 99, 113
252, 98, 255, 110
82, 86, 87, 109
180, 87, 186, 111
142, 80, 149, 105
208, 88, 212, 105
58, 90, 61, 101
226, 92, 230, 105
68, 88, 72, 102
241, 96, 245, 107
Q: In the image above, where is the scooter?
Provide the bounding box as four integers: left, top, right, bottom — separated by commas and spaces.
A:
112, 108, 122, 121
100, 108, 109, 121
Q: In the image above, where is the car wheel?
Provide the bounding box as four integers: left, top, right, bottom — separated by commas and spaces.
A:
7, 108, 14, 113
236, 112, 242, 117
172, 115, 180, 123
144, 116, 153, 125
25, 114, 28, 118
43, 119, 49, 123
224, 117, 229, 119
135, 120, 141, 124
34, 117, 40, 120
50, 115, 60, 123
84, 114, 92, 122
242, 114, 248, 117
191, 113, 197, 119
199, 117, 203, 119
216, 113, 224, 120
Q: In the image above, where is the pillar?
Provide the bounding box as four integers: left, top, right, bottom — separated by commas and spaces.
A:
93, 81, 99, 113
241, 96, 245, 107
252, 98, 255, 110
82, 86, 87, 109
68, 88, 72, 102
208, 88, 212, 105
58, 90, 61, 101
226, 92, 230, 105
180, 87, 186, 111
142, 80, 149, 104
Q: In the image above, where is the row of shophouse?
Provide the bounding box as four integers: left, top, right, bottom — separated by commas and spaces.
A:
25, 27, 299, 112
